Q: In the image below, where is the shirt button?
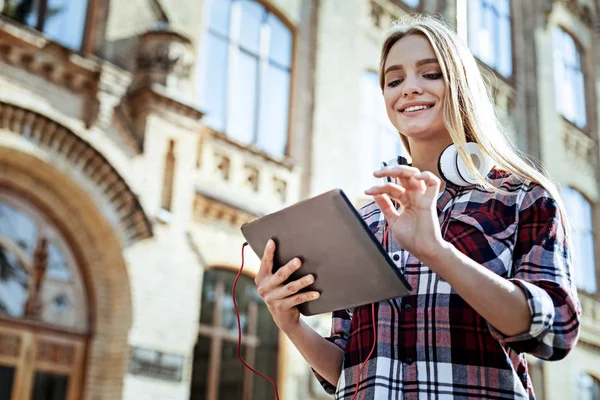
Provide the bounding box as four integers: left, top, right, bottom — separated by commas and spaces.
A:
393, 254, 400, 261
404, 303, 413, 312
406, 357, 414, 365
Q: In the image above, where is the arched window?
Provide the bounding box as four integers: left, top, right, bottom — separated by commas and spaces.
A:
191, 269, 279, 400
0, 190, 89, 399
1, 0, 89, 50
197, 0, 293, 157
563, 186, 596, 293
552, 27, 586, 128
0, 191, 88, 331
457, 0, 512, 77
574, 372, 600, 400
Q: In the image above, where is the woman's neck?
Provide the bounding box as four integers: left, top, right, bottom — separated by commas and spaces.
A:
407, 136, 453, 190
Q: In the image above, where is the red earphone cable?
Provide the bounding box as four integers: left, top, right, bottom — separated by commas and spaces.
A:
233, 242, 280, 400
350, 223, 389, 400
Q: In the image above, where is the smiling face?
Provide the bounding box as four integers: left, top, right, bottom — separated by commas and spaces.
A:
382, 34, 448, 144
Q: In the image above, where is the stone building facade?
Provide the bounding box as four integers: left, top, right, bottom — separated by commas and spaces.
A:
0, 0, 598, 399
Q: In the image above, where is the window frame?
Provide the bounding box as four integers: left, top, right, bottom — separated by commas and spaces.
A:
562, 186, 597, 293
0, 0, 100, 52
552, 25, 588, 131
196, 0, 297, 158
194, 268, 280, 400
458, 0, 514, 80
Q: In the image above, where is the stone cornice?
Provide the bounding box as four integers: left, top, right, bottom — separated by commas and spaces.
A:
0, 102, 153, 245
0, 16, 101, 93
125, 84, 204, 123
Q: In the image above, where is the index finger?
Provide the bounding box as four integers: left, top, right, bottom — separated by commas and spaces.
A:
374, 165, 420, 179
255, 239, 276, 283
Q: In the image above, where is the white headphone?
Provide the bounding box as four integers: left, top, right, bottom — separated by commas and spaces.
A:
384, 142, 494, 187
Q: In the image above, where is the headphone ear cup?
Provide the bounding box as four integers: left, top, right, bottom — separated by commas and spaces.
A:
438, 143, 494, 187
438, 144, 470, 186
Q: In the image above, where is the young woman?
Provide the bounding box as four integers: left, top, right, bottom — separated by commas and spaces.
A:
254, 15, 581, 399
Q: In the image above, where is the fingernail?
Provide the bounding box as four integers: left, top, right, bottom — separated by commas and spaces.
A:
313, 292, 320, 299
267, 239, 274, 249
294, 258, 301, 267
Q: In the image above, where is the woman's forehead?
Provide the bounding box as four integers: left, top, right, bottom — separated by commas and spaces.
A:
385, 35, 438, 68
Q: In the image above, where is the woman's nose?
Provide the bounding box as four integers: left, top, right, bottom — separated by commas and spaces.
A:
402, 76, 423, 97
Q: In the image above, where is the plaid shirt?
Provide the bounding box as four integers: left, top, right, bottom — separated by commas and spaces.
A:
314, 169, 581, 399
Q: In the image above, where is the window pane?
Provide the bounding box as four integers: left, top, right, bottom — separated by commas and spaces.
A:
227, 51, 259, 145
0, 202, 37, 256
238, 0, 265, 54
190, 336, 211, 400
268, 14, 292, 68
31, 371, 69, 400
257, 65, 290, 156
2, 0, 39, 28
563, 187, 596, 292
257, 297, 279, 346
47, 243, 71, 281
252, 346, 277, 400
218, 342, 244, 399
207, 0, 231, 37
43, 0, 88, 50
221, 273, 254, 334
199, 271, 216, 325
402, 0, 420, 7
0, 365, 15, 400
498, 10, 512, 76
0, 243, 30, 317
553, 28, 586, 127
201, 34, 229, 132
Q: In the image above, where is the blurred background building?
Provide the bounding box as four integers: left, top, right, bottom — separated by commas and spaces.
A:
0, 0, 598, 399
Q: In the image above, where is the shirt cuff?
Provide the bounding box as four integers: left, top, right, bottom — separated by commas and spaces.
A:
488, 279, 555, 344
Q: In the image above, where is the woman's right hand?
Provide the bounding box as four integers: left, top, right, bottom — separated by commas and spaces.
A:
255, 239, 321, 333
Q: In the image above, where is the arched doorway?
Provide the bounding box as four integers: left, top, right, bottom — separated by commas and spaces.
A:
0, 189, 89, 400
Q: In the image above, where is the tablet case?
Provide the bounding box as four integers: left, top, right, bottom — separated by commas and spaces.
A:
240, 189, 412, 316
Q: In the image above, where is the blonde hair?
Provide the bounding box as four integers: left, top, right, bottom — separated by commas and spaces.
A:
379, 15, 569, 223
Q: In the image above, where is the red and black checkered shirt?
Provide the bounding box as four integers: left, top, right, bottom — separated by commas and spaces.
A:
314, 169, 581, 399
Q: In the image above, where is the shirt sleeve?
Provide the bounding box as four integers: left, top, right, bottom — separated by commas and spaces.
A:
312, 308, 352, 394
487, 183, 582, 360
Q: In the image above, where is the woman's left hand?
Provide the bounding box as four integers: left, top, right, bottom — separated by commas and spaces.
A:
364, 166, 446, 262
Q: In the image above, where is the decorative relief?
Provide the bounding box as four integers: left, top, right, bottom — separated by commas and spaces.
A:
0, 333, 21, 357
0, 22, 97, 93
562, 119, 597, 168
194, 195, 255, 226
273, 177, 288, 202
558, 0, 596, 26
214, 153, 231, 181
37, 341, 75, 367
0, 102, 153, 245
244, 164, 260, 192
369, 0, 403, 29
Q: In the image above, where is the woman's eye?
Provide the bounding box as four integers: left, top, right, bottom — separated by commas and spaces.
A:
387, 79, 403, 87
424, 72, 443, 79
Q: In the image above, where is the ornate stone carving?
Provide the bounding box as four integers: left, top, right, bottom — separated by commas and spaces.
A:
130, 29, 195, 97
24, 237, 48, 318
0, 333, 21, 357
37, 340, 75, 366
0, 102, 153, 245
0, 19, 97, 92
561, 119, 597, 169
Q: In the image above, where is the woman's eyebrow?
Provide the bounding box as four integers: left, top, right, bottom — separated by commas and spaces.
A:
384, 58, 439, 75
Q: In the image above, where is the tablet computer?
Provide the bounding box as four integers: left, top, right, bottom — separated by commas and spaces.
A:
240, 189, 412, 316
